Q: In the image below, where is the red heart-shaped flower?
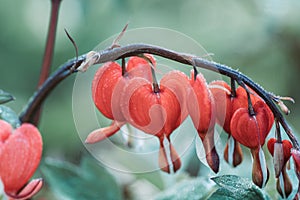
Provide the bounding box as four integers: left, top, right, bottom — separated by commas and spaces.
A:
209, 80, 232, 133
267, 138, 292, 165
0, 120, 43, 198
209, 80, 262, 134
267, 138, 293, 197
92, 55, 155, 122
121, 77, 181, 138
188, 71, 215, 135
187, 71, 219, 173
121, 71, 187, 173
92, 61, 124, 121
230, 100, 274, 149
89, 55, 155, 143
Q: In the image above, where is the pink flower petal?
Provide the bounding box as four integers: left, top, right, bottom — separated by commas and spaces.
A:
7, 178, 43, 200
85, 121, 125, 144
0, 123, 42, 194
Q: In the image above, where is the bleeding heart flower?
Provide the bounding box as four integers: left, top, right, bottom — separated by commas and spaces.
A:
121, 77, 180, 172
121, 70, 188, 173
160, 70, 190, 124
92, 61, 124, 121
267, 138, 293, 198
230, 100, 274, 149
209, 80, 262, 134
209, 81, 267, 167
0, 120, 43, 199
230, 100, 274, 188
88, 55, 155, 143
187, 71, 219, 173
209, 81, 244, 167
267, 138, 292, 171
208, 80, 232, 133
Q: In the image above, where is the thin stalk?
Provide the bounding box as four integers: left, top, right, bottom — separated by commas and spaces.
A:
121, 57, 126, 76
33, 0, 62, 126
39, 0, 62, 86
230, 78, 236, 97
151, 67, 160, 93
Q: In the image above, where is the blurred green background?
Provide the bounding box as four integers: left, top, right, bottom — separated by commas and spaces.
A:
1, 0, 300, 199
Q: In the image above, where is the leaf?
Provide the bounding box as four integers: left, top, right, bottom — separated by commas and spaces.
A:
41, 157, 122, 200
80, 157, 122, 199
0, 105, 20, 128
208, 175, 270, 200
0, 90, 14, 104
154, 177, 215, 200
208, 188, 237, 200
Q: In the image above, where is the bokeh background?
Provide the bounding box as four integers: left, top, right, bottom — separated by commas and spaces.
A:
1, 0, 300, 199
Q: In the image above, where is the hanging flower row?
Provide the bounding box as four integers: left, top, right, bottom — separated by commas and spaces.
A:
86, 54, 298, 198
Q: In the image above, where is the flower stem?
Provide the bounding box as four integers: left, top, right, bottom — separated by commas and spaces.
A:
230, 78, 236, 97
151, 67, 160, 93
39, 0, 62, 86
33, 0, 62, 126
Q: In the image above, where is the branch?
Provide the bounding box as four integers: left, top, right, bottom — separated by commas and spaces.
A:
19, 56, 85, 123
39, 0, 62, 86
32, 0, 62, 126
19, 43, 299, 150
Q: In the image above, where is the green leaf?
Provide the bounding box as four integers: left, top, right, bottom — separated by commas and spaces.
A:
0, 90, 14, 104
208, 188, 237, 200
154, 177, 215, 200
208, 175, 270, 200
80, 157, 122, 199
0, 105, 20, 128
41, 157, 122, 200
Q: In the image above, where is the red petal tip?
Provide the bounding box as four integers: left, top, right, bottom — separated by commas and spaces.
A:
7, 178, 43, 200
85, 122, 122, 144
